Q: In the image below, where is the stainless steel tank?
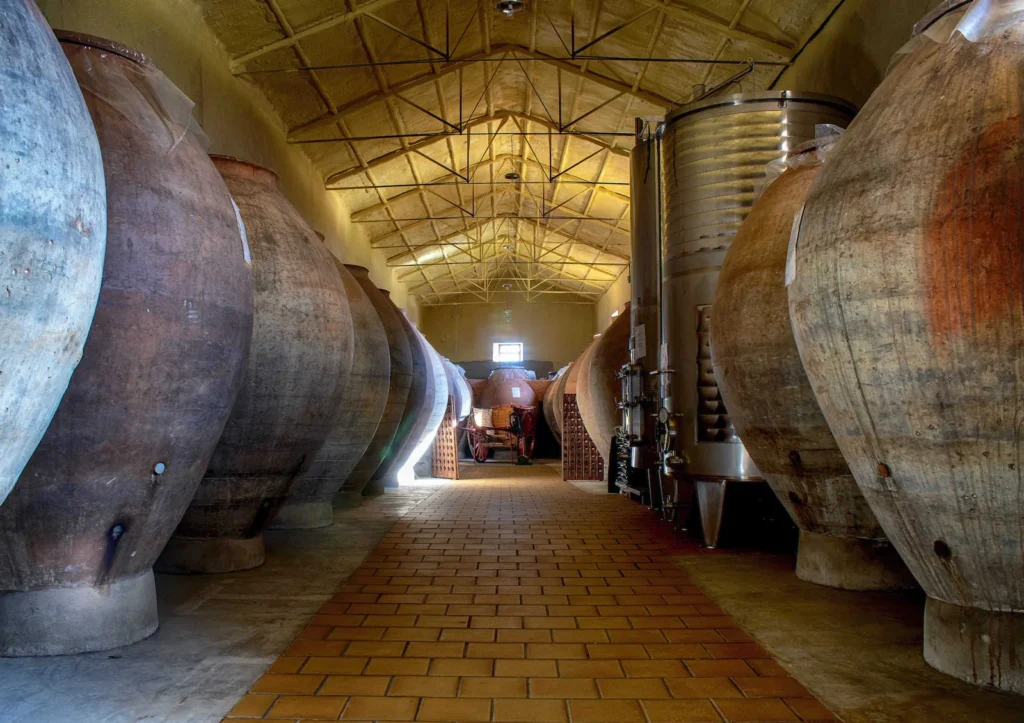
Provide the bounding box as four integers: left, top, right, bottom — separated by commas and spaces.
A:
621, 123, 662, 480
659, 91, 856, 545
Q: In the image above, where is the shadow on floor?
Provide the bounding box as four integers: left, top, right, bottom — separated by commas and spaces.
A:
0, 482, 443, 723
676, 548, 1024, 723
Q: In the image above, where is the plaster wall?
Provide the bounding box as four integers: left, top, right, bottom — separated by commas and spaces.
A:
773, 0, 944, 108
595, 271, 630, 333
419, 302, 596, 370
38, 0, 419, 322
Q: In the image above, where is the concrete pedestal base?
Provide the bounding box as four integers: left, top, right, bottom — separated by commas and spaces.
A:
268, 500, 333, 529
0, 570, 158, 656
362, 478, 387, 498
924, 597, 1024, 694
796, 531, 917, 591
155, 535, 265, 574
334, 490, 365, 509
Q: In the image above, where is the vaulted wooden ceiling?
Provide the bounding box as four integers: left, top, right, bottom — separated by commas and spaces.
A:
200, 0, 836, 305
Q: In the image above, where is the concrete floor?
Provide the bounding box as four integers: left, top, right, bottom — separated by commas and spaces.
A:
0, 480, 444, 723
677, 548, 1024, 722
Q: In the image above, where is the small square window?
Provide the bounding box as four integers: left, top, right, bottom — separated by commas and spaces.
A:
493, 342, 523, 363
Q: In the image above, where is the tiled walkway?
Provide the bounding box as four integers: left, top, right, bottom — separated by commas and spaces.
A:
224, 464, 836, 722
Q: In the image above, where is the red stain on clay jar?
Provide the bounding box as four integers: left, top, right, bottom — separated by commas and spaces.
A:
923, 118, 1024, 345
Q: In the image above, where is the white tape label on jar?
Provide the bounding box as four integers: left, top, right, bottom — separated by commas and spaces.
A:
231, 196, 252, 266
784, 204, 805, 287
511, 387, 521, 399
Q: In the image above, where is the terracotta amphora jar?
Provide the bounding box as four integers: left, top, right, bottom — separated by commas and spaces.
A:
0, 34, 252, 655
341, 285, 413, 506
158, 157, 351, 573
368, 306, 432, 491
394, 328, 449, 482
545, 364, 571, 442
578, 308, 631, 474
543, 367, 569, 443
789, 2, 1024, 692
0, 2, 106, 506
271, 264, 390, 528
444, 358, 473, 424
476, 367, 537, 408
712, 148, 913, 591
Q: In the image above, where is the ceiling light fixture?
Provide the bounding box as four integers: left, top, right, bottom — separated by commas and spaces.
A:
495, 0, 525, 19
504, 171, 520, 181
502, 283, 513, 322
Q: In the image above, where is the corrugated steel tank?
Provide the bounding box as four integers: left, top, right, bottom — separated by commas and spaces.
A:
341, 285, 414, 507
660, 91, 856, 484
158, 157, 351, 574
0, 34, 253, 655
272, 264, 390, 529
0, 2, 106, 507
789, 3, 1024, 692
711, 150, 914, 591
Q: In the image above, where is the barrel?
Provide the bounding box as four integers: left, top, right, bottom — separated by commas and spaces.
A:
476, 367, 537, 408
788, 3, 1024, 692
661, 91, 856, 483
158, 157, 351, 574
340, 285, 414, 507
0, 3, 106, 507
712, 156, 913, 591
0, 34, 253, 655
577, 309, 631, 474
271, 264, 389, 528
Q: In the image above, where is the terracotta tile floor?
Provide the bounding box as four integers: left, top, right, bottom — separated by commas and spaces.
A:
223, 464, 836, 722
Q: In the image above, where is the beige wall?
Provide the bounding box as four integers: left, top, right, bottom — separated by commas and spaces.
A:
595, 272, 630, 333
419, 302, 596, 369
774, 0, 942, 108
38, 0, 418, 322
